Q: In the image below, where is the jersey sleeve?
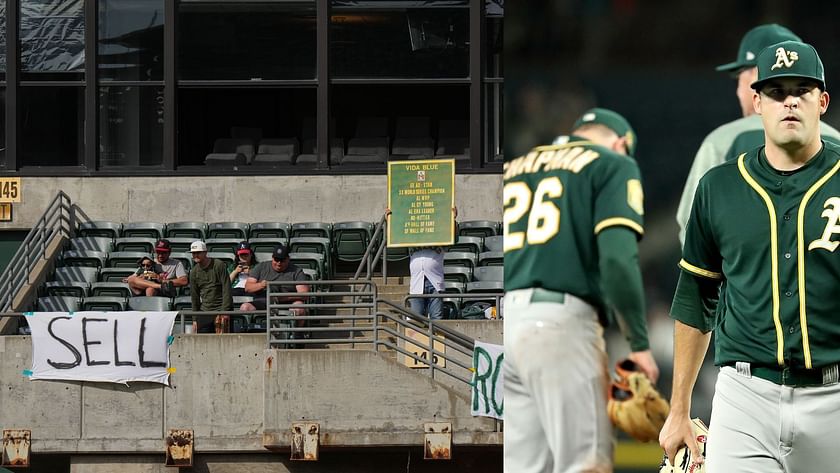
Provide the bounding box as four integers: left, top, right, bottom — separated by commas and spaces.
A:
677, 136, 726, 246
593, 158, 644, 238
679, 176, 723, 280
174, 261, 188, 278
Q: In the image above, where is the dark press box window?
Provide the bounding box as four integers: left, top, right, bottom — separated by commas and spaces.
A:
19, 87, 83, 167
98, 0, 164, 82
99, 86, 164, 167
178, 1, 316, 81
330, 7, 469, 79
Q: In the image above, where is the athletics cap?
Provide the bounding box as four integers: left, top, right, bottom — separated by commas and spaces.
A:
189, 240, 207, 253
751, 40, 826, 91
236, 241, 252, 255
716, 24, 800, 73
154, 239, 171, 253
572, 108, 637, 156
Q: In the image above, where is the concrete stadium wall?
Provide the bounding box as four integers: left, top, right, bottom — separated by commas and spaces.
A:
0, 175, 502, 229
0, 321, 503, 455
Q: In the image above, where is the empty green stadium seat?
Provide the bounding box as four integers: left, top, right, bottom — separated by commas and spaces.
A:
128, 296, 173, 311
458, 220, 499, 238
54, 266, 99, 283
107, 251, 151, 268
99, 267, 136, 282
82, 296, 127, 311
483, 235, 503, 252
165, 238, 196, 253
291, 222, 332, 239
443, 251, 476, 270
114, 237, 157, 253
165, 222, 207, 240
333, 221, 373, 263
37, 296, 80, 312
248, 237, 286, 255
478, 251, 503, 267
79, 221, 122, 239
208, 222, 249, 240
121, 222, 166, 240
447, 235, 483, 255
473, 266, 503, 282
90, 282, 132, 298
250, 222, 290, 240
61, 250, 108, 268
69, 236, 113, 253
443, 266, 471, 284
43, 281, 89, 298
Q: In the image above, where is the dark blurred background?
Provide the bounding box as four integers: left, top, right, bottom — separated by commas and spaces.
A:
505, 1, 840, 469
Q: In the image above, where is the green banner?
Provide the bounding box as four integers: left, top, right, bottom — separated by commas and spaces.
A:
387, 159, 455, 247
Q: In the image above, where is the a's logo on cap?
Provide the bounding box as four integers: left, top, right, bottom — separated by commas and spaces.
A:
582, 112, 596, 122
771, 47, 799, 70
746, 51, 755, 61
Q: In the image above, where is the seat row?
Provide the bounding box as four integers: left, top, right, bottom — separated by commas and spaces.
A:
205, 117, 469, 167
77, 220, 501, 241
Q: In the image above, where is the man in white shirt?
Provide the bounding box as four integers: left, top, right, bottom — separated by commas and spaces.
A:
408, 247, 445, 319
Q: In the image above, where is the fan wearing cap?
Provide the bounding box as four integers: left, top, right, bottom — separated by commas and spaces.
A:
240, 244, 309, 318
125, 239, 188, 297
676, 24, 840, 246
188, 240, 233, 333
504, 108, 656, 473
662, 40, 840, 472
228, 241, 258, 297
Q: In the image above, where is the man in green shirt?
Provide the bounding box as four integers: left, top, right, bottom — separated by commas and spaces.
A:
504, 108, 657, 473
662, 41, 840, 472
676, 24, 840, 246
189, 240, 233, 333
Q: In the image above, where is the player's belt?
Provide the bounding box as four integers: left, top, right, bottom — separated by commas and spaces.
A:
725, 362, 840, 387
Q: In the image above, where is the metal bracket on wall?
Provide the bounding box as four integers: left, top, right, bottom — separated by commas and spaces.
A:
291, 422, 319, 461
424, 422, 452, 460
1, 428, 31, 467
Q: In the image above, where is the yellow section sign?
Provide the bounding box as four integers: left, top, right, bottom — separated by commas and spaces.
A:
0, 204, 11, 222
403, 327, 446, 369
0, 178, 21, 203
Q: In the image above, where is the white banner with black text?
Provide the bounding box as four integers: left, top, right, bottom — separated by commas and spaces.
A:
28, 311, 177, 385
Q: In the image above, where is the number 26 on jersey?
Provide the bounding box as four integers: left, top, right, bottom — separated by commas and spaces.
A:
503, 177, 562, 252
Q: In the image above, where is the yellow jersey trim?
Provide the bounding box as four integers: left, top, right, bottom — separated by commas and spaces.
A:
737, 153, 784, 366
796, 157, 840, 369
678, 259, 723, 280
594, 217, 644, 236
531, 140, 596, 152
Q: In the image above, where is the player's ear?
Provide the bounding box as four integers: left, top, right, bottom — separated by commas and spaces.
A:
819, 90, 830, 115
753, 91, 762, 115
613, 136, 629, 156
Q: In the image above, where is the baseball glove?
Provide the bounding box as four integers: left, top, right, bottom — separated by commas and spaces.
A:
658, 418, 708, 473
607, 359, 669, 442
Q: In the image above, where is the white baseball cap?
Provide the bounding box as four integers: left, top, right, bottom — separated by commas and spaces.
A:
189, 240, 207, 253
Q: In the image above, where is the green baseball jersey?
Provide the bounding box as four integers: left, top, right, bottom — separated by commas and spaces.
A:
676, 114, 840, 246
679, 141, 840, 369
504, 136, 645, 305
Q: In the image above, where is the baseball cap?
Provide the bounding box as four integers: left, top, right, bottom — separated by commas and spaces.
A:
236, 241, 252, 255
716, 24, 801, 73
189, 240, 208, 253
572, 108, 637, 156
751, 40, 826, 91
155, 239, 172, 253
272, 244, 289, 261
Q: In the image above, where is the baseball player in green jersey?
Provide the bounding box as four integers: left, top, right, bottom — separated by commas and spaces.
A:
661, 40, 840, 472
504, 108, 658, 473
676, 24, 840, 246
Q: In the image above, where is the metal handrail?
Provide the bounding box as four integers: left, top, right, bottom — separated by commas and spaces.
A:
375, 299, 477, 386
0, 191, 77, 313
353, 212, 389, 281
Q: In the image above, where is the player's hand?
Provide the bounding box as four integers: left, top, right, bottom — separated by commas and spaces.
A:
628, 349, 659, 384
385, 208, 392, 216
659, 413, 704, 468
